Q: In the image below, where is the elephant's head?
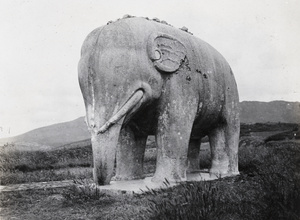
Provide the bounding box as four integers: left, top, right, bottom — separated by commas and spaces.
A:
79, 28, 188, 185
97, 32, 188, 133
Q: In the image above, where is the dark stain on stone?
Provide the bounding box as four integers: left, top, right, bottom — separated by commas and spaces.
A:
196, 69, 202, 74
180, 57, 191, 71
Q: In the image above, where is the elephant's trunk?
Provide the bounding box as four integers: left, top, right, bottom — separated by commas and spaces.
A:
91, 122, 123, 185
92, 89, 144, 185
98, 89, 144, 134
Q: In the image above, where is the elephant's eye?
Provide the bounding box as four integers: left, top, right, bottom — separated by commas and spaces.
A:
154, 50, 161, 60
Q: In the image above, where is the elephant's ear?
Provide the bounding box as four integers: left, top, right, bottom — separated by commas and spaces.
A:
147, 33, 187, 73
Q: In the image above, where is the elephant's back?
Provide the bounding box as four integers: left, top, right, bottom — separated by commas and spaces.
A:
82, 15, 238, 98
82, 17, 205, 51
81, 17, 230, 68
81, 16, 237, 94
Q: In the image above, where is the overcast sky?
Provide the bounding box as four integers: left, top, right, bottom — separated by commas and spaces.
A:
0, 0, 299, 137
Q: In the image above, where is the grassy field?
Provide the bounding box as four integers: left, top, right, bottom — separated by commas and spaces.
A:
0, 123, 299, 219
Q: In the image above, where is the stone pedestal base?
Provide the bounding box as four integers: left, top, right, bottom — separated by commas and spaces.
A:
97, 170, 220, 195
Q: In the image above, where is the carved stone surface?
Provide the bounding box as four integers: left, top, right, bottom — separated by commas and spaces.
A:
148, 33, 187, 73
78, 16, 240, 185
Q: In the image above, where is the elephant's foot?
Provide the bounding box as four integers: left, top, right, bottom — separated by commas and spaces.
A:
187, 139, 201, 173
187, 157, 201, 173
114, 162, 144, 181
152, 157, 187, 183
209, 159, 240, 177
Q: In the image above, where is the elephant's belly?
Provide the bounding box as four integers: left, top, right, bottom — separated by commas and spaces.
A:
190, 123, 215, 139
190, 109, 222, 139
127, 99, 223, 139
126, 103, 158, 136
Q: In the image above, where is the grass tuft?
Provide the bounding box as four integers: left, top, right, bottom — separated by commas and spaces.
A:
62, 178, 106, 203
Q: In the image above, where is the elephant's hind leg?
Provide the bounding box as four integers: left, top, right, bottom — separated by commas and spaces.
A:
114, 126, 147, 181
187, 139, 201, 172
208, 121, 239, 177
224, 118, 240, 175
208, 126, 229, 176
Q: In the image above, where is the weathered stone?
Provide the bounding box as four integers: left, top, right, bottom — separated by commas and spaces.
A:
78, 16, 240, 186
180, 26, 189, 32
122, 14, 134, 19
152, 17, 160, 22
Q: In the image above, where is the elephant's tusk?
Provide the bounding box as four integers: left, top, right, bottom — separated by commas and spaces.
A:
98, 90, 144, 134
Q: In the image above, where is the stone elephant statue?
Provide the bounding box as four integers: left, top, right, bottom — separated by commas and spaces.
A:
78, 16, 240, 185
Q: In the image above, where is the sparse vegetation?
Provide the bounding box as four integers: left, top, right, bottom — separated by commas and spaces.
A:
0, 143, 93, 172
0, 123, 299, 219
240, 122, 299, 136
265, 126, 300, 142
142, 141, 300, 220
0, 141, 159, 185
0, 143, 93, 184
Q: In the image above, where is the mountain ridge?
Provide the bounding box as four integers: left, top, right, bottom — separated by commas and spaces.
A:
240, 100, 300, 124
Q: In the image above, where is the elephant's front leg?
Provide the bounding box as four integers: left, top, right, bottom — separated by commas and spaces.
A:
114, 126, 147, 181
153, 104, 196, 183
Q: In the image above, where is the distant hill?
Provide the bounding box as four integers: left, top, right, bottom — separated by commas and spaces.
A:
240, 101, 300, 124
0, 101, 299, 149
0, 117, 89, 148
